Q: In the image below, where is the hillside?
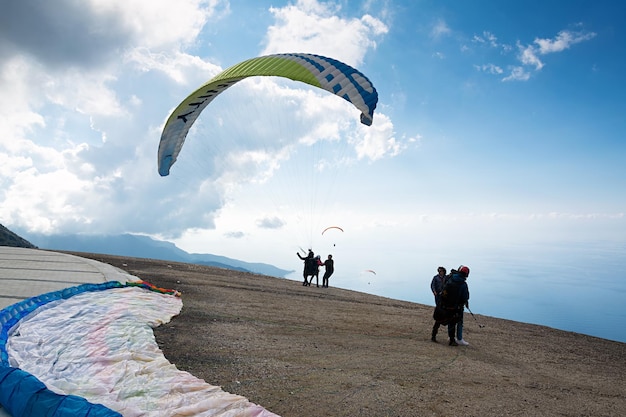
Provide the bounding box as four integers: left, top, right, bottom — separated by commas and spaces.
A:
0, 224, 37, 248
73, 252, 626, 417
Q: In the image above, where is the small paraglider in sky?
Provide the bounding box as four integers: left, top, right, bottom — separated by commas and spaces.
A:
322, 226, 344, 247
361, 269, 376, 284
321, 226, 344, 235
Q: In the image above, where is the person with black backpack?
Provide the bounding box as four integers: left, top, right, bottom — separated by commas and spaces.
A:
297, 250, 315, 286
443, 265, 470, 346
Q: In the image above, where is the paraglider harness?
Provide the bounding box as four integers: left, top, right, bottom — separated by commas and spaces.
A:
305, 256, 320, 276
432, 271, 464, 325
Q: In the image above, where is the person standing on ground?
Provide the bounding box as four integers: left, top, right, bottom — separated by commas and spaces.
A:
430, 266, 447, 342
321, 254, 334, 288
431, 266, 447, 305
309, 255, 322, 287
445, 265, 470, 346
297, 250, 314, 286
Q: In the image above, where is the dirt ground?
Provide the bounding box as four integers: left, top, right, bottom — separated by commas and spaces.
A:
70, 252, 625, 417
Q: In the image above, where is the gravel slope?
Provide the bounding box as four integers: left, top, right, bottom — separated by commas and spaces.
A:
68, 252, 626, 417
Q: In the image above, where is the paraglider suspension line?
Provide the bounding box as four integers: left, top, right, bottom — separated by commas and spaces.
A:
467, 306, 485, 328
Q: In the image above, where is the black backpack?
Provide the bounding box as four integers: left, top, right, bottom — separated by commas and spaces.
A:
305, 257, 317, 275
440, 276, 462, 308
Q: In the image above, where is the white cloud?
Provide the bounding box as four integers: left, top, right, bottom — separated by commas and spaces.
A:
534, 29, 596, 54
512, 29, 596, 78
352, 113, 404, 160
502, 66, 531, 82
472, 28, 596, 82
0, 1, 230, 235
431, 19, 451, 39
472, 31, 512, 52
518, 43, 544, 70
87, 0, 223, 50
473, 31, 496, 47
125, 48, 223, 85
0, 142, 97, 233
0, 56, 47, 141
256, 216, 286, 229
475, 63, 503, 75
224, 231, 245, 239
264, 0, 388, 66
0, 0, 224, 68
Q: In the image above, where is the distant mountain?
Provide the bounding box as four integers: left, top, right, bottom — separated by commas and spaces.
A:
17, 231, 292, 278
0, 224, 38, 248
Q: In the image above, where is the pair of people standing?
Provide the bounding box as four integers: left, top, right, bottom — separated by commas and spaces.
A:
430, 265, 470, 346
297, 251, 334, 287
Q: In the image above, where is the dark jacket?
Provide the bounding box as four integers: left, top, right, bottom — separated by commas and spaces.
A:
441, 271, 469, 308
430, 274, 446, 296
323, 259, 334, 274
297, 252, 315, 275
450, 271, 469, 307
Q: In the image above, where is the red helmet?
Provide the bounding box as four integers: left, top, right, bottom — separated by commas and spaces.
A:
458, 265, 470, 277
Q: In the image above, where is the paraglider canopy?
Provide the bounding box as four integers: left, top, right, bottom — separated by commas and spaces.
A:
321, 226, 344, 235
158, 53, 378, 177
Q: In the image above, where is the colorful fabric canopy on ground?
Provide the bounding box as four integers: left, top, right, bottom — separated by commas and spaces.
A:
1, 282, 279, 417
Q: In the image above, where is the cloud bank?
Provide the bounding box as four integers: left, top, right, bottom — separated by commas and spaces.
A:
0, 0, 399, 239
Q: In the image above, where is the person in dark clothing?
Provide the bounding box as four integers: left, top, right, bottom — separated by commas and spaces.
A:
446, 265, 470, 346
430, 266, 447, 342
309, 255, 322, 287
430, 266, 447, 305
321, 254, 334, 288
297, 250, 314, 286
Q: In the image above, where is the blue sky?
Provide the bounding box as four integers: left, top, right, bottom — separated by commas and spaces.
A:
1, 1, 625, 314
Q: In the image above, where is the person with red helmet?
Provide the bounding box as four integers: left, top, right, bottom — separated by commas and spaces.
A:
444, 265, 470, 346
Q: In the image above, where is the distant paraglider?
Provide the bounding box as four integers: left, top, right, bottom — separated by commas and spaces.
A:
322, 226, 344, 247
360, 269, 377, 284
321, 226, 344, 235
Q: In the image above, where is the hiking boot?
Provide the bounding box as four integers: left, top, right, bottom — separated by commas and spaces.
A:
456, 338, 469, 346
449, 338, 458, 346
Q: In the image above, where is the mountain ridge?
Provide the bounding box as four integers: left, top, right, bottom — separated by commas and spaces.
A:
1, 226, 292, 277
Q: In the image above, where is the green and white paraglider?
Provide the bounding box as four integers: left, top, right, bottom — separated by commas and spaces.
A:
157, 53, 378, 177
